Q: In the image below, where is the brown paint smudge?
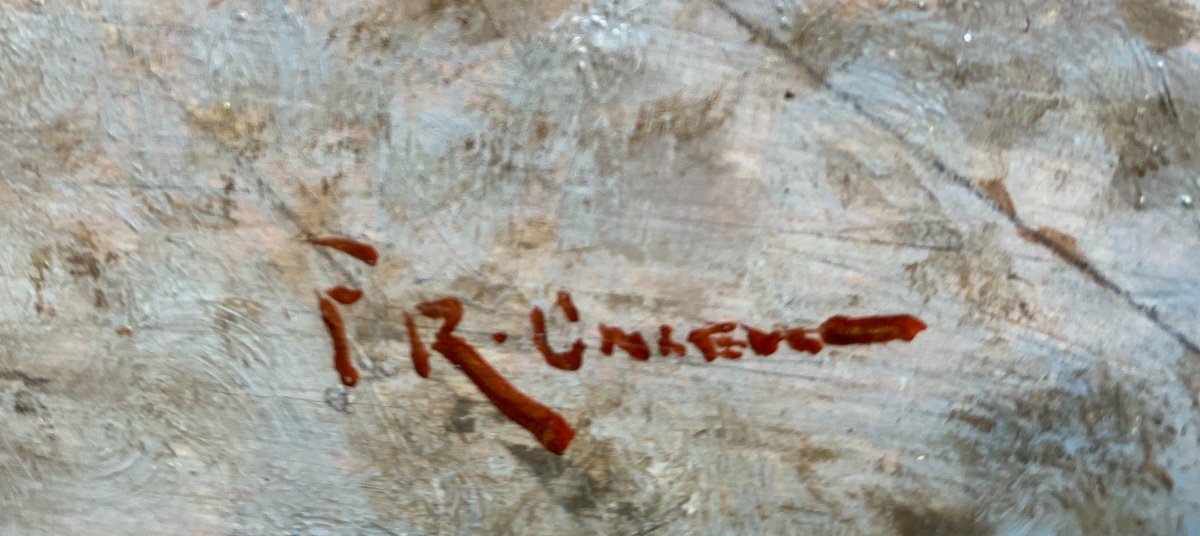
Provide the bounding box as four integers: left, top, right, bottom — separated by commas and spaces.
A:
1019, 226, 1089, 270
979, 179, 1017, 218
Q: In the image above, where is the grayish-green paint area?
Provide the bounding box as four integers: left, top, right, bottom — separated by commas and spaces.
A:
2, 0, 1199, 534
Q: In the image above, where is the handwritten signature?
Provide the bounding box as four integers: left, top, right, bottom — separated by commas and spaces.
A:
308, 236, 927, 454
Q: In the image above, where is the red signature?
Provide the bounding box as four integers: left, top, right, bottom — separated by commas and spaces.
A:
309, 236, 927, 455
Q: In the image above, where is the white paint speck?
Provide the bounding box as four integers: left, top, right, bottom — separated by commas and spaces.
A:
1180, 194, 1193, 207
682, 492, 699, 515
324, 386, 353, 413
376, 359, 399, 377
963, 32, 973, 43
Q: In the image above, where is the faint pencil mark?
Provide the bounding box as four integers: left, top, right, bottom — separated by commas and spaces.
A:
367, 522, 402, 536
819, 235, 963, 253
1, 433, 35, 494
0, 369, 51, 388
1159, 77, 1179, 123
249, 173, 357, 282
709, 0, 1200, 356
633, 519, 671, 536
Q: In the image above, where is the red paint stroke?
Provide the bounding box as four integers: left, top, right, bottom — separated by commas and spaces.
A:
687, 322, 747, 361
658, 325, 687, 357
307, 236, 379, 266
529, 307, 586, 371
742, 325, 783, 356
317, 293, 358, 387
713, 336, 747, 358
492, 331, 509, 344
784, 328, 824, 354
555, 290, 580, 322
817, 315, 927, 345
431, 332, 575, 455
418, 298, 575, 455
416, 297, 463, 333
326, 286, 363, 305
598, 324, 651, 361
404, 313, 431, 378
